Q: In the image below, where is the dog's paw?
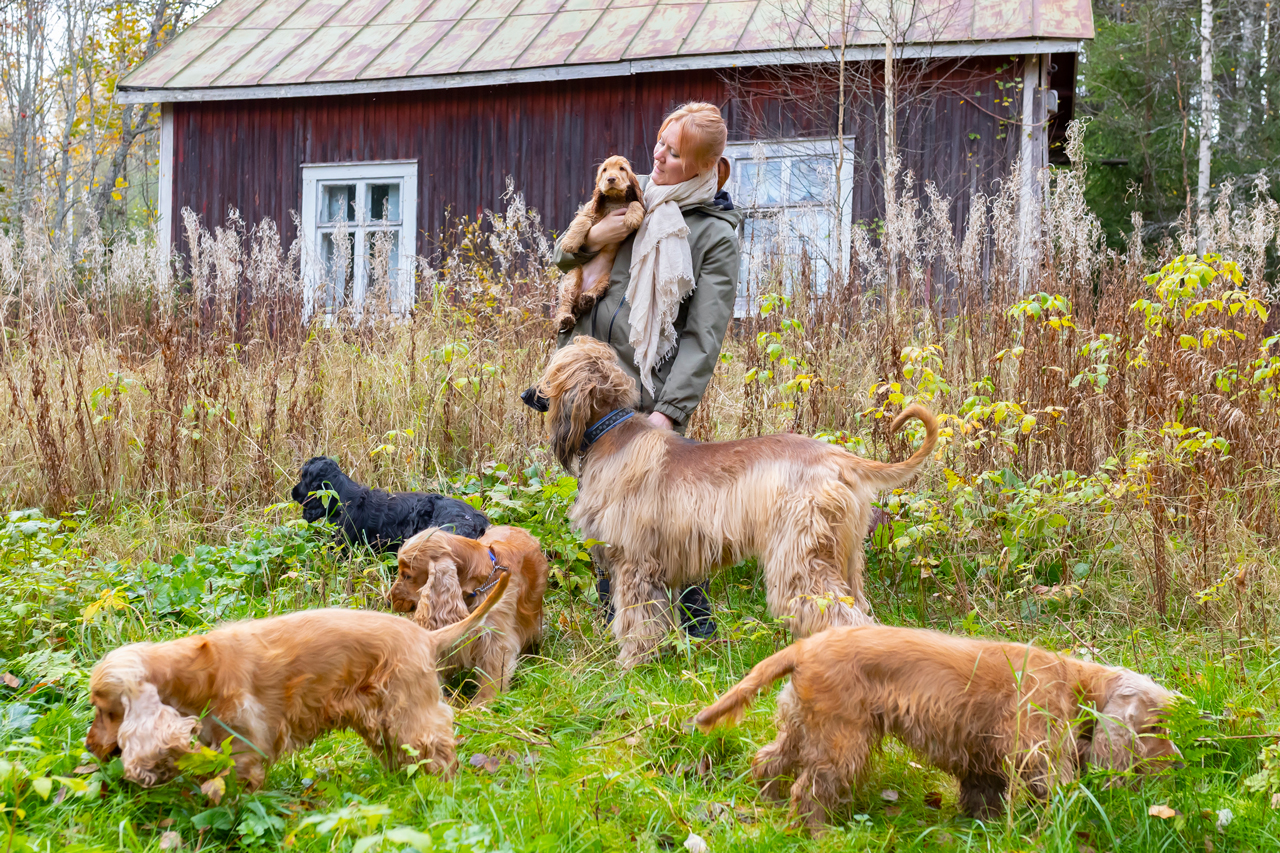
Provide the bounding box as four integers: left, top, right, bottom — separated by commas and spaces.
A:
575, 292, 598, 314
556, 313, 577, 334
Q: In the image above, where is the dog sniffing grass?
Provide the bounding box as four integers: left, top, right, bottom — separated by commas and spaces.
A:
3, 505, 1278, 852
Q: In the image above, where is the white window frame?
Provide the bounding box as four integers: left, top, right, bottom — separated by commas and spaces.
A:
300, 160, 418, 320
726, 138, 855, 315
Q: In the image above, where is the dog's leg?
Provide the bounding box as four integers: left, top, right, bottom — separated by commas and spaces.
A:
611, 557, 675, 669
622, 200, 645, 231
576, 248, 616, 314
559, 213, 595, 254
957, 772, 1007, 819
752, 683, 803, 801
789, 763, 852, 836
556, 268, 584, 333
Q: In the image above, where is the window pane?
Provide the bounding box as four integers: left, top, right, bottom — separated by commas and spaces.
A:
736, 159, 782, 206
366, 230, 401, 295
367, 183, 401, 222
790, 157, 829, 204
322, 184, 356, 224
321, 231, 355, 312
739, 215, 781, 293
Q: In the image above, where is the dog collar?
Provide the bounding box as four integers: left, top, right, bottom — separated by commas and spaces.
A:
581, 409, 634, 452
467, 548, 508, 600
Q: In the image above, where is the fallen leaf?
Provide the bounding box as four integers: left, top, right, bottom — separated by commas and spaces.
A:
557, 613, 571, 631
158, 831, 183, 850
200, 776, 225, 804
72, 765, 97, 775
923, 791, 943, 809
880, 789, 899, 802
159, 818, 175, 828
1148, 804, 1177, 820
683, 832, 709, 853
1271, 792, 1280, 809
884, 805, 902, 818
52, 787, 67, 805
1078, 846, 1096, 853
695, 755, 712, 777
469, 753, 488, 769
483, 755, 502, 773
624, 736, 640, 746
1, 673, 18, 688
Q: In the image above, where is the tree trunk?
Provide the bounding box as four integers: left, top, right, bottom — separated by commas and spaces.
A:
1196, 0, 1214, 255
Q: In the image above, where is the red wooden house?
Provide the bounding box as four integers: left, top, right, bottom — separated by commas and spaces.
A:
118, 0, 1092, 316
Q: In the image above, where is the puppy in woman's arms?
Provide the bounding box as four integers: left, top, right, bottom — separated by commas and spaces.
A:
554, 155, 645, 332
694, 625, 1180, 832
389, 525, 548, 705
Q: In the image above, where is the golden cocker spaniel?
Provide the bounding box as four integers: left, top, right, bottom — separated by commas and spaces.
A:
695, 625, 1180, 831
554, 156, 645, 332
389, 525, 548, 705
537, 337, 938, 667
85, 574, 509, 789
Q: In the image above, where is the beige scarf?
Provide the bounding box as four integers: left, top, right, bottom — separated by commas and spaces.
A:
626, 169, 719, 394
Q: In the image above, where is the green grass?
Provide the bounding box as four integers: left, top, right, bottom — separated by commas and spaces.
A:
1, 497, 1278, 853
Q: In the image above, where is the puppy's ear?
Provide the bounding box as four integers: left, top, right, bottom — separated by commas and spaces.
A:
626, 166, 643, 205
414, 555, 471, 631
1087, 671, 1157, 775
118, 682, 200, 787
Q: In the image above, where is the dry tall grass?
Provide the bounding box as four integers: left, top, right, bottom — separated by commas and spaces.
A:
2, 124, 1277, 624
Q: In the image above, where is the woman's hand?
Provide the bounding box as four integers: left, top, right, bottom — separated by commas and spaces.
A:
647, 411, 674, 431
583, 208, 637, 253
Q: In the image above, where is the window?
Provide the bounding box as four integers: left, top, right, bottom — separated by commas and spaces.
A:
301, 161, 418, 320
726, 140, 854, 314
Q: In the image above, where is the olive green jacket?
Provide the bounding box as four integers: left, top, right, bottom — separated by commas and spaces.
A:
554, 201, 743, 429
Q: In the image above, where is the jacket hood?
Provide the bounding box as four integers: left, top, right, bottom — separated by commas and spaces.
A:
682, 199, 744, 228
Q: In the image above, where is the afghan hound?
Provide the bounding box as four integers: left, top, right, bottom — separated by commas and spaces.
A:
85, 574, 509, 789
536, 336, 938, 667
389, 525, 548, 705
695, 625, 1180, 832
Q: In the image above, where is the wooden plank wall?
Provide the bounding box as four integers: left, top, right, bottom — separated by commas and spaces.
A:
171, 58, 1033, 257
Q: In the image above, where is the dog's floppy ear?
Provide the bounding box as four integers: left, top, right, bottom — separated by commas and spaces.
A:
412, 551, 471, 631
118, 681, 200, 787
625, 164, 643, 205
1087, 670, 1172, 775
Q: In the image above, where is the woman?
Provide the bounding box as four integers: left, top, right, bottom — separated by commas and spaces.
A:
553, 102, 742, 637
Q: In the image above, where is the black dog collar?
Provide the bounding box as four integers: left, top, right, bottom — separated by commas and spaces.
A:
581, 409, 634, 452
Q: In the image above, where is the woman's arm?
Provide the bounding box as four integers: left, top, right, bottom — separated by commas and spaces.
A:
554, 209, 634, 273
651, 231, 739, 426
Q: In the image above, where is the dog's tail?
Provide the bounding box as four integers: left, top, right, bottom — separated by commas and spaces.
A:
423, 571, 510, 651
693, 645, 798, 732
841, 404, 938, 491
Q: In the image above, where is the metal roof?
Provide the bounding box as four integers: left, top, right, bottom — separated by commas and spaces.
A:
118, 0, 1093, 102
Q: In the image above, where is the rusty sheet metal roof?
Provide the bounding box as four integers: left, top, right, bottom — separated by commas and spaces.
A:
121, 0, 1092, 95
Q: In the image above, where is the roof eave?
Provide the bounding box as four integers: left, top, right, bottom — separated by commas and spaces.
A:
116, 39, 1086, 105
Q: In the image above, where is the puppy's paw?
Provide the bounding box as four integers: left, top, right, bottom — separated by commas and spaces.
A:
575, 292, 598, 314
556, 312, 577, 333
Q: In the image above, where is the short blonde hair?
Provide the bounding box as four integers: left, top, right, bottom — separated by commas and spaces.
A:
658, 102, 728, 174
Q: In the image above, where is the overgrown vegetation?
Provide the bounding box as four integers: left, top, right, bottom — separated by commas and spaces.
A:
1, 129, 1279, 849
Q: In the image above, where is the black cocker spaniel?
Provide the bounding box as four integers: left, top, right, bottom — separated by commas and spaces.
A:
291, 456, 489, 552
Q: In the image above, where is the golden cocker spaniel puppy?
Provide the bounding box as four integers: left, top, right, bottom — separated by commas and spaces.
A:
389, 525, 548, 705
537, 337, 938, 667
85, 573, 509, 789
695, 625, 1180, 832
554, 155, 645, 332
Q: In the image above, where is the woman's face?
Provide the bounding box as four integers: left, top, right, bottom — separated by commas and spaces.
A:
651, 120, 698, 186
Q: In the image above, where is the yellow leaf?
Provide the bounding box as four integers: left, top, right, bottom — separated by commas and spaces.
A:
31, 777, 52, 800
200, 775, 225, 804
1148, 804, 1176, 819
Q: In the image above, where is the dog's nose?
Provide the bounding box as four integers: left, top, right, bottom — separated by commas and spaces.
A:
606, 176, 618, 183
